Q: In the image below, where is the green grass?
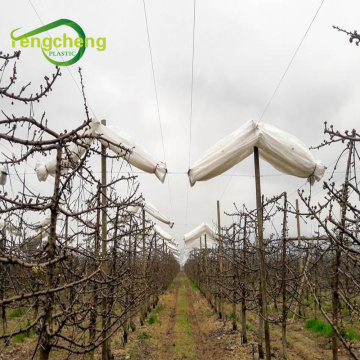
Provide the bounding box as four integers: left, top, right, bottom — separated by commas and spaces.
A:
148, 315, 156, 325
190, 281, 198, 290
305, 319, 333, 338
148, 313, 161, 325
174, 275, 197, 359
166, 280, 174, 291
129, 345, 138, 358
341, 328, 360, 341
154, 305, 162, 314
13, 332, 28, 342
229, 311, 240, 322
246, 322, 253, 331
9, 308, 25, 319
138, 331, 151, 340
305, 318, 360, 342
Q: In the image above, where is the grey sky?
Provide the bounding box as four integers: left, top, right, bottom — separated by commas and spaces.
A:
1, 0, 360, 263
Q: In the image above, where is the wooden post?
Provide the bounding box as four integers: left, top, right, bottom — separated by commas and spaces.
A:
242, 216, 248, 344
232, 226, 237, 331
282, 193, 288, 360
129, 218, 136, 332
141, 209, 146, 325
204, 234, 210, 305
254, 146, 271, 360
217, 200, 224, 320
101, 119, 111, 360
296, 199, 303, 317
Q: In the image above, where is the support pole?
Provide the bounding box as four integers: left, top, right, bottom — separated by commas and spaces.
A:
217, 200, 223, 320
141, 209, 146, 325
101, 119, 110, 360
242, 216, 248, 344
254, 146, 271, 360
232, 226, 237, 331
296, 199, 303, 318
282, 193, 288, 360
204, 234, 210, 305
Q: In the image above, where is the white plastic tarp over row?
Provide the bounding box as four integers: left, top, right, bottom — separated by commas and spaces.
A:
97, 122, 167, 183
144, 201, 174, 228
153, 224, 174, 243
35, 120, 98, 181
119, 199, 174, 228
188, 119, 325, 186
35, 120, 167, 183
184, 222, 217, 246
167, 242, 179, 253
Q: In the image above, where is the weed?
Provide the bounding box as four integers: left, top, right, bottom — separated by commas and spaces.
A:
246, 322, 253, 331
129, 345, 137, 358
13, 327, 34, 342
148, 315, 156, 325
229, 311, 240, 322
305, 319, 332, 338
154, 305, 162, 314
9, 308, 25, 319
138, 331, 151, 340
166, 280, 174, 291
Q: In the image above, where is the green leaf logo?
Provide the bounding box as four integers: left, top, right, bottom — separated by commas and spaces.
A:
11, 19, 86, 66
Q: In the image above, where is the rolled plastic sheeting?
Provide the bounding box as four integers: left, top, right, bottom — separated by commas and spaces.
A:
35, 121, 97, 182
117, 204, 141, 224
166, 241, 179, 251
143, 200, 174, 228
188, 119, 325, 186
153, 224, 172, 241
96, 123, 167, 183
184, 222, 217, 244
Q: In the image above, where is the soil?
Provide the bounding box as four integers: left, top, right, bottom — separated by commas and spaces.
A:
1, 272, 358, 359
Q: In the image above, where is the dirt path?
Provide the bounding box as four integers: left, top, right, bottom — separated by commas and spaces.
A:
115, 272, 355, 359
184, 276, 228, 360
115, 272, 254, 360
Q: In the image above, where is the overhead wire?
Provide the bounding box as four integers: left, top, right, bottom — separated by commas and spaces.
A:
142, 0, 174, 219
210, 0, 327, 215
258, 0, 326, 123
185, 0, 197, 227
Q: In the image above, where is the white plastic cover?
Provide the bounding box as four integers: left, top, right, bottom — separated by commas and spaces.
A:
167, 243, 179, 253
188, 119, 325, 186
36, 121, 97, 182
184, 222, 217, 244
96, 123, 167, 183
35, 120, 167, 183
143, 200, 174, 228
117, 204, 141, 224
153, 224, 172, 241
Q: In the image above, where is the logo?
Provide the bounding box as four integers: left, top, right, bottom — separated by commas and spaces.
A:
11, 19, 106, 66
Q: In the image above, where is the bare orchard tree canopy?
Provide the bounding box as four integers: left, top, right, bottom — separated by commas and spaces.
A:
185, 124, 360, 360
0, 51, 179, 360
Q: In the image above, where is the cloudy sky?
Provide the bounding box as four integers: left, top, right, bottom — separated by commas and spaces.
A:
1, 0, 360, 262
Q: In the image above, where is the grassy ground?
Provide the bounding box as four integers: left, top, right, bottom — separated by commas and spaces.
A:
173, 274, 197, 359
